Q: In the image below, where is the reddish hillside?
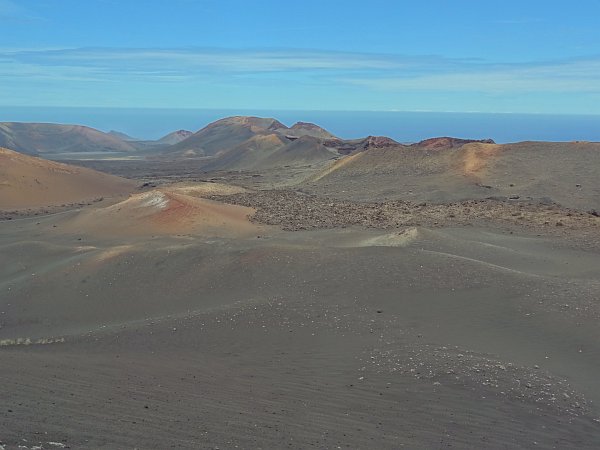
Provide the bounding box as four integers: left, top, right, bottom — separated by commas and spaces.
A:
0, 147, 135, 208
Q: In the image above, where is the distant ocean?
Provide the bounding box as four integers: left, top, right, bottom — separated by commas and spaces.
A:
1, 106, 599, 144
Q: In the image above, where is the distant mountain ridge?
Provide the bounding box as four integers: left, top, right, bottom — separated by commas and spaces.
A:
0, 116, 499, 173
0, 122, 138, 155
3, 115, 598, 211
0, 122, 198, 157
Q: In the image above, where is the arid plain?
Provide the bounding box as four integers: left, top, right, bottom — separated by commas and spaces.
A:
1, 117, 600, 449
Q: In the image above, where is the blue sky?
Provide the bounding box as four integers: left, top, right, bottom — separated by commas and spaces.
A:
1, 0, 600, 113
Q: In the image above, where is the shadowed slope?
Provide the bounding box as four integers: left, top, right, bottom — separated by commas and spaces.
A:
261, 135, 337, 167
201, 133, 289, 170
204, 134, 337, 171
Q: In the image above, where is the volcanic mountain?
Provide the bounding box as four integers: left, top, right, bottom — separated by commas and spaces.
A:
166, 117, 288, 157
0, 122, 138, 156
165, 116, 338, 159
156, 129, 193, 145
0, 147, 135, 208
155, 116, 340, 170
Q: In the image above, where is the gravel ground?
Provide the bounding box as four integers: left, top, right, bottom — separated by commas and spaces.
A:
210, 189, 600, 239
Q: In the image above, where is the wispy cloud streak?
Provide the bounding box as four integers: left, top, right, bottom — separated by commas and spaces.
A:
1, 47, 468, 74
2, 47, 600, 111
1, 47, 599, 93
341, 58, 600, 93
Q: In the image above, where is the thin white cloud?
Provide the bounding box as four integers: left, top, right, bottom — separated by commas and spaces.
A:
340, 58, 600, 93
1, 47, 600, 97
3, 47, 460, 73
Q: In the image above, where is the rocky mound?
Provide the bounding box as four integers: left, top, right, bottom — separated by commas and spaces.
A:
361, 135, 401, 149
320, 135, 401, 155
414, 137, 496, 150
